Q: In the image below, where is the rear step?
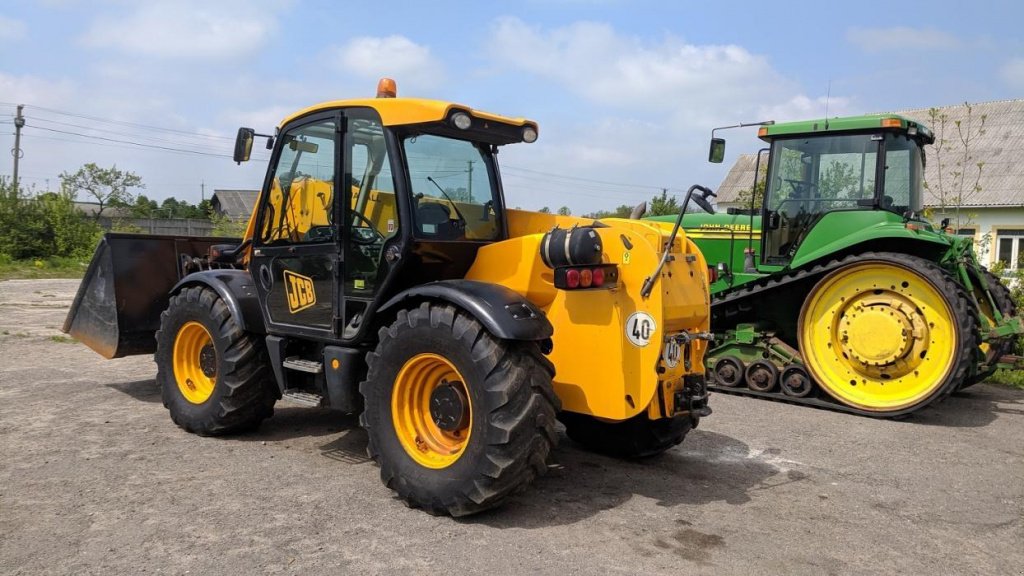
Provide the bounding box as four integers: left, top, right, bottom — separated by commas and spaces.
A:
282, 357, 323, 373
281, 389, 324, 407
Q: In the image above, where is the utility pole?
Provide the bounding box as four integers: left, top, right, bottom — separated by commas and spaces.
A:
466, 160, 473, 203
201, 180, 205, 202
11, 104, 25, 193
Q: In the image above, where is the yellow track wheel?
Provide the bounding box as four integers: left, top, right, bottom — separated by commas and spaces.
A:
392, 353, 472, 469
799, 257, 961, 412
172, 321, 218, 404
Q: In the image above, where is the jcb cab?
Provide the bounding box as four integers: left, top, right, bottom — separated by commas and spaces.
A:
66, 80, 714, 515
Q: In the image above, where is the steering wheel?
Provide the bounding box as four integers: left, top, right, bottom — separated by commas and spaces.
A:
785, 179, 818, 196
348, 211, 385, 246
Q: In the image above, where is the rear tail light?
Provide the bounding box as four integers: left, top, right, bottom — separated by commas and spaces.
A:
554, 264, 618, 290
565, 268, 581, 289
580, 268, 593, 288
708, 265, 718, 283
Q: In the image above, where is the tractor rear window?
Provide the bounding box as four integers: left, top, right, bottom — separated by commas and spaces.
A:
402, 135, 501, 241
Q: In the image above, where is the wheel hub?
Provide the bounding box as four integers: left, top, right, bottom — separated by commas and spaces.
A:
199, 344, 218, 377
839, 297, 918, 366
430, 380, 469, 432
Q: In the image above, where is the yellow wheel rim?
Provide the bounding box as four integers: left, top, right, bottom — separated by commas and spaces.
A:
799, 262, 957, 412
172, 321, 217, 404
391, 353, 472, 469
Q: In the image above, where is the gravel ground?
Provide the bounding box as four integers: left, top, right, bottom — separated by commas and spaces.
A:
1, 278, 1022, 575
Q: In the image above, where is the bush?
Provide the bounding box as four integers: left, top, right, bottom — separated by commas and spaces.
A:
0, 178, 102, 260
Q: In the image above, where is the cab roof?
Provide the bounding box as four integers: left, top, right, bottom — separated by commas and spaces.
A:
759, 114, 934, 144
280, 97, 536, 130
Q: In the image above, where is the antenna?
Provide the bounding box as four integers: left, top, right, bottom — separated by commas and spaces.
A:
824, 79, 832, 129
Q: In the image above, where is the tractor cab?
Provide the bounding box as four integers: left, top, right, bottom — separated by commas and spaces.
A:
233, 79, 538, 343
709, 115, 934, 269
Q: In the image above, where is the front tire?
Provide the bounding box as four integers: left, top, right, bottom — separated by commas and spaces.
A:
156, 286, 277, 436
360, 302, 558, 516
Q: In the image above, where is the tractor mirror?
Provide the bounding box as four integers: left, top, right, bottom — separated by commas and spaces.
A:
709, 138, 726, 163
233, 127, 255, 164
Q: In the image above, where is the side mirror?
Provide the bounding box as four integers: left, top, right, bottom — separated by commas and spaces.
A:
233, 127, 255, 164
708, 138, 726, 163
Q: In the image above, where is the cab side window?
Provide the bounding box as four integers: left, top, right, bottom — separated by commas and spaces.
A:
259, 119, 337, 245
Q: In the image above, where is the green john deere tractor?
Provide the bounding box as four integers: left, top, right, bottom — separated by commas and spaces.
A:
649, 114, 1022, 417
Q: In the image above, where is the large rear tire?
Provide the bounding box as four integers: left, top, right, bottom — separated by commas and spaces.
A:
798, 252, 978, 414
156, 286, 277, 436
360, 302, 558, 516
963, 269, 1016, 388
559, 412, 692, 459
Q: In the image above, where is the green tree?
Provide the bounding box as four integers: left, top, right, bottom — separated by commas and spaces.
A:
122, 194, 159, 218
557, 206, 571, 216
538, 206, 551, 213
60, 163, 144, 221
819, 160, 859, 199
648, 189, 679, 216
210, 213, 247, 237
584, 204, 633, 219
0, 178, 100, 259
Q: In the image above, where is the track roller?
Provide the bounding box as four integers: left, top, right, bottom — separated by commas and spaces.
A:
744, 360, 778, 392
780, 365, 814, 398
713, 357, 745, 388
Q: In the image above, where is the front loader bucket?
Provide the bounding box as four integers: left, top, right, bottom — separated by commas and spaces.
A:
63, 233, 240, 359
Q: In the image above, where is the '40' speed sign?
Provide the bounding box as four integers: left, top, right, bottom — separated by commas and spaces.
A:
625, 311, 656, 347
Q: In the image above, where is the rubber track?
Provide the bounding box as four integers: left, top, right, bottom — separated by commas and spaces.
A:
708, 252, 981, 419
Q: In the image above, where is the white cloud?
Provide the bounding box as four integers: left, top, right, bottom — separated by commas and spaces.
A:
0, 72, 75, 108
846, 27, 959, 53
759, 94, 852, 123
327, 35, 444, 93
487, 17, 834, 128
485, 18, 854, 214
79, 2, 280, 60
1001, 57, 1024, 91
0, 15, 27, 41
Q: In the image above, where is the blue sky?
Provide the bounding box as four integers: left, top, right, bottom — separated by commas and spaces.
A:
2, 0, 1022, 214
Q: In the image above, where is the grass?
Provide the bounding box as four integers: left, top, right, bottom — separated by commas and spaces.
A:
987, 369, 1024, 390
0, 256, 88, 281
48, 335, 77, 344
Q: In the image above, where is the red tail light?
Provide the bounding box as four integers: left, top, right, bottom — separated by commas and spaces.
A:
708, 265, 718, 283
554, 265, 618, 290
580, 268, 593, 288
565, 268, 581, 289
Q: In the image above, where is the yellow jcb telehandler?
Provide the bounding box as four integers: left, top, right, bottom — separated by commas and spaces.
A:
65, 79, 716, 515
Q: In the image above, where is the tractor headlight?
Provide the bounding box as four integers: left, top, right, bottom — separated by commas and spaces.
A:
522, 126, 538, 143
451, 112, 472, 130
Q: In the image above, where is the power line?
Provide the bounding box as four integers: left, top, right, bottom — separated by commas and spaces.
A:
28, 125, 241, 159
25, 104, 235, 140
27, 114, 234, 151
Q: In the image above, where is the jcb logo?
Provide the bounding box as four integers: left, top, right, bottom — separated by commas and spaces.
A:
284, 270, 316, 313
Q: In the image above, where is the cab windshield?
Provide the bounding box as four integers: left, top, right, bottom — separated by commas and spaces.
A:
402, 134, 501, 241
762, 132, 923, 263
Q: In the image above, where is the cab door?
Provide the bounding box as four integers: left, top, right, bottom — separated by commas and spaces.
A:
250, 112, 343, 338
